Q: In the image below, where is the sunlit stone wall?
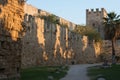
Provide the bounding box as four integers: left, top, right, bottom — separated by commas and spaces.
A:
21, 4, 101, 68
0, 0, 24, 79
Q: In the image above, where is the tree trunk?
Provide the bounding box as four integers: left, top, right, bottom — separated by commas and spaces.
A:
111, 39, 116, 64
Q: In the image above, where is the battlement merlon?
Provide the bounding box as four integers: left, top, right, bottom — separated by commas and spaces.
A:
101, 8, 107, 14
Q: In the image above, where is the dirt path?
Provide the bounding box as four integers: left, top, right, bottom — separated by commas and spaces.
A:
60, 64, 101, 80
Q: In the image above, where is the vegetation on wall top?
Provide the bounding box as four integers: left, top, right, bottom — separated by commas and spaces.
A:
37, 14, 60, 24
74, 25, 102, 42
37, 14, 69, 28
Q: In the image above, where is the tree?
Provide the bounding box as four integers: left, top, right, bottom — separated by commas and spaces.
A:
74, 25, 102, 43
103, 12, 120, 64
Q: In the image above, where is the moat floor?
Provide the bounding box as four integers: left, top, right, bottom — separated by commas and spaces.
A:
60, 64, 101, 80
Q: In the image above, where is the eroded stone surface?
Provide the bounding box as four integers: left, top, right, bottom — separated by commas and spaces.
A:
0, 0, 24, 79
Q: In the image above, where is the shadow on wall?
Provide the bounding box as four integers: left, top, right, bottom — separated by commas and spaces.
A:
22, 13, 99, 67
21, 5, 101, 67
43, 20, 69, 65
0, 15, 23, 80
21, 14, 44, 67
22, 14, 75, 67
0, 0, 8, 6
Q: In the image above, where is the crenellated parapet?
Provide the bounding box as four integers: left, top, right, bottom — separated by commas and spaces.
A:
86, 8, 107, 14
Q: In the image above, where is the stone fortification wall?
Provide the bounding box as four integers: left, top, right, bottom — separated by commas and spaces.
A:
100, 40, 120, 61
0, 0, 24, 79
21, 4, 101, 68
24, 4, 76, 30
1, 1, 119, 79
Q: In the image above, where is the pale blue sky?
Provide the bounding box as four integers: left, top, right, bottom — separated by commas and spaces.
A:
27, 0, 120, 25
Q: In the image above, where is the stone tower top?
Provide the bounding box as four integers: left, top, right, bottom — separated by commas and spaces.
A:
86, 8, 107, 39
86, 8, 107, 14
86, 8, 107, 26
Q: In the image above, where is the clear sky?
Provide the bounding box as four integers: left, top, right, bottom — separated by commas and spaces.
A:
27, 0, 120, 25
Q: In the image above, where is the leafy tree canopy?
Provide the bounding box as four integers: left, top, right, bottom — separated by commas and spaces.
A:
74, 25, 102, 42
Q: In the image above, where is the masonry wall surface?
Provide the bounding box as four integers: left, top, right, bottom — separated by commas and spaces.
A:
21, 4, 101, 68
0, 0, 24, 79
100, 40, 120, 62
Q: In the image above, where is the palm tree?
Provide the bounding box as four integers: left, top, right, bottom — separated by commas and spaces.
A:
103, 12, 120, 64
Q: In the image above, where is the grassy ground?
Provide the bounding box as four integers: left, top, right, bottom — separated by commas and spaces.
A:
20, 66, 68, 80
87, 64, 120, 80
